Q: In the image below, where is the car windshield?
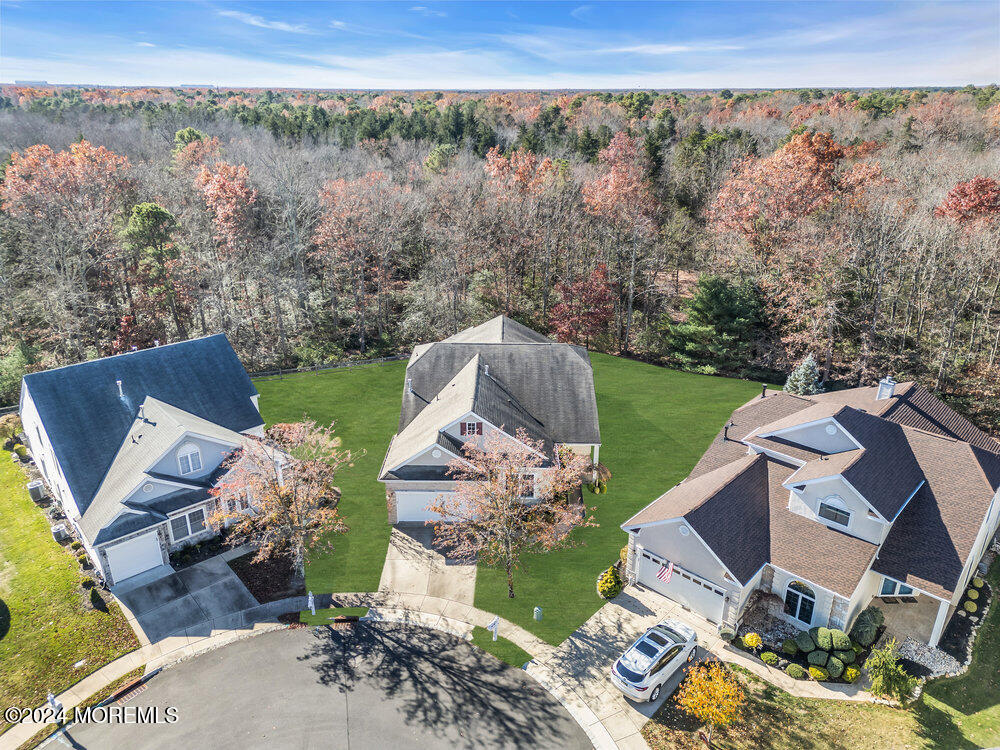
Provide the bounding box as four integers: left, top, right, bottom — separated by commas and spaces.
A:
634, 640, 660, 658
616, 660, 645, 683
655, 626, 685, 643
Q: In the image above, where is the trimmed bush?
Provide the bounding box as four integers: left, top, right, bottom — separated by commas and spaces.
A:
733, 635, 745, 650
719, 626, 736, 642
77, 553, 88, 565
844, 666, 861, 683
833, 649, 856, 665
70, 540, 83, 551
760, 651, 779, 666
597, 565, 623, 599
80, 577, 95, 589
965, 601, 978, 613
781, 638, 799, 656
973, 577, 985, 588
786, 663, 807, 679
794, 630, 816, 653
826, 656, 845, 680
12, 443, 28, 459
743, 632, 762, 650
968, 589, 979, 601
619, 546, 629, 566
850, 606, 884, 647
807, 649, 829, 667
830, 629, 851, 651
809, 666, 829, 681
810, 626, 833, 651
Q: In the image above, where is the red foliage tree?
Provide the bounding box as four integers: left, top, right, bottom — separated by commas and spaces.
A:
935, 176, 1000, 226
549, 264, 613, 346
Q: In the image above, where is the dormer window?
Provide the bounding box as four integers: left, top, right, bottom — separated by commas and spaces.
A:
460, 421, 483, 437
177, 443, 202, 475
818, 495, 850, 528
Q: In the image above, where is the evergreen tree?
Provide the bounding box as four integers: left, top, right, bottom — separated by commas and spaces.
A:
784, 354, 825, 395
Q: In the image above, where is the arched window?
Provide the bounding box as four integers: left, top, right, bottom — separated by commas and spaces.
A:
177, 442, 202, 476
784, 580, 816, 625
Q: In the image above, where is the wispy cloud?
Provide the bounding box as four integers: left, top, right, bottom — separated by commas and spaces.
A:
330, 20, 347, 30
602, 43, 743, 55
217, 9, 312, 34
135, 41, 155, 48
409, 6, 446, 18
570, 5, 593, 21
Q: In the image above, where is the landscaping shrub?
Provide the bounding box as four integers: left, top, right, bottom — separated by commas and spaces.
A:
597, 565, 623, 599
794, 630, 816, 653
80, 577, 95, 589
781, 638, 798, 656
786, 663, 807, 679
70, 541, 83, 550
865, 638, 917, 702
760, 651, 779, 666
850, 606, 884, 647
719, 626, 736, 642
76, 553, 88, 565
968, 588, 979, 600
810, 626, 833, 651
743, 632, 762, 650
973, 577, 985, 588
733, 635, 744, 650
833, 649, 855, 665
12, 443, 28, 460
809, 666, 829, 681
826, 656, 845, 679
965, 601, 978, 613
619, 545, 628, 566
807, 650, 828, 667
0, 413, 22, 443
844, 666, 861, 683
830, 629, 851, 651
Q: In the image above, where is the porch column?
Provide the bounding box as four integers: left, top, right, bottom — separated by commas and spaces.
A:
592, 445, 600, 466
929, 598, 949, 648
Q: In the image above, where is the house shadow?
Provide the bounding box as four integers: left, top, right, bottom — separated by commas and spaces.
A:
911, 694, 979, 750
298, 622, 576, 749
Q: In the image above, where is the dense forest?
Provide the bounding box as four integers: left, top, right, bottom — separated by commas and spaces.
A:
1, 84, 999, 427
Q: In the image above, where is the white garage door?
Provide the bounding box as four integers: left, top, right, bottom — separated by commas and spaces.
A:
104, 532, 163, 583
637, 549, 727, 624
395, 491, 450, 523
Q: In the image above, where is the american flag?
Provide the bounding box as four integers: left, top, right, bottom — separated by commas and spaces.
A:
656, 562, 673, 583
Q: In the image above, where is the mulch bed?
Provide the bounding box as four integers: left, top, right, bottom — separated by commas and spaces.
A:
938, 577, 992, 664
734, 625, 884, 684
227, 552, 305, 603
168, 532, 232, 570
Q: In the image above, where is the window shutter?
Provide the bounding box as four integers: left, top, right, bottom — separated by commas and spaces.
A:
477, 422, 483, 435
460, 423, 466, 436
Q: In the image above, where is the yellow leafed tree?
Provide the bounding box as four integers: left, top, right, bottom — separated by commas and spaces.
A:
675, 661, 744, 745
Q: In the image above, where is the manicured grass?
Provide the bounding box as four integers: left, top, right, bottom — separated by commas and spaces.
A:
474, 354, 765, 645
254, 362, 406, 594
470, 626, 533, 668
643, 665, 926, 750
917, 559, 1000, 748
0, 460, 138, 731
298, 606, 369, 625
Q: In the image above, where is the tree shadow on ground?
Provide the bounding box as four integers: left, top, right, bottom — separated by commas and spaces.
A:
299, 622, 583, 750
89, 588, 109, 613
911, 697, 978, 749
0, 599, 9, 640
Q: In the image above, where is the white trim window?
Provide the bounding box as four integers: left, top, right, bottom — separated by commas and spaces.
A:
177, 443, 203, 476
879, 577, 914, 597
783, 580, 816, 625
170, 507, 207, 541
817, 495, 850, 528
519, 472, 536, 499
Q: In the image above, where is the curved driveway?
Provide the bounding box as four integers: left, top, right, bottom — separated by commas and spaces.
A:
63, 623, 590, 749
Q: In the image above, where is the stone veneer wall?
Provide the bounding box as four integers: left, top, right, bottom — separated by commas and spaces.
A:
386, 490, 397, 525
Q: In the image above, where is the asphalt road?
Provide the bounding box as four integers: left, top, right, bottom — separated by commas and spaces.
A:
57, 624, 591, 750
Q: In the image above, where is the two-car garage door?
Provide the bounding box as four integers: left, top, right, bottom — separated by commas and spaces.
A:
637, 549, 727, 624
104, 532, 164, 584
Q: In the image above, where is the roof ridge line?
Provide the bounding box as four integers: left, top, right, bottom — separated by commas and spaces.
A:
685, 453, 763, 515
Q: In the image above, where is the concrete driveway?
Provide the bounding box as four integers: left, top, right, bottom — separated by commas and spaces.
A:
63, 624, 590, 750
112, 556, 258, 643
379, 524, 477, 604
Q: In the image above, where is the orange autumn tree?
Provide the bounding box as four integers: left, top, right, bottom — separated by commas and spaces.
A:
209, 420, 353, 580
935, 176, 1000, 227
428, 428, 593, 599
676, 660, 745, 746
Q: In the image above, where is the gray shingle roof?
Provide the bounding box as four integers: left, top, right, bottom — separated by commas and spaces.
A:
22, 334, 261, 513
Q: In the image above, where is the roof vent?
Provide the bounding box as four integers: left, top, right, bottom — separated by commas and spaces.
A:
116, 379, 124, 397
761, 384, 767, 399
876, 376, 896, 401
484, 364, 489, 377
406, 378, 413, 394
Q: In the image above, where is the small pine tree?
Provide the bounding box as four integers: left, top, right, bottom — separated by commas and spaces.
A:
784, 354, 825, 395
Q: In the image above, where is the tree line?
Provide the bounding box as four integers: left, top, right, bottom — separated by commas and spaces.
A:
1, 85, 999, 428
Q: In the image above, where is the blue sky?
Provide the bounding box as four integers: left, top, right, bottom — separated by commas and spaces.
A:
2, 1, 997, 89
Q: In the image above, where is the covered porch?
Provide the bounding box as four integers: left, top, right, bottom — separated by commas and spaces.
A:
870, 577, 952, 647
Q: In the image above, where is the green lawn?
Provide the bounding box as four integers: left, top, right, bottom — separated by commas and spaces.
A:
255, 362, 406, 594
474, 353, 764, 644
470, 625, 534, 668
0, 460, 138, 731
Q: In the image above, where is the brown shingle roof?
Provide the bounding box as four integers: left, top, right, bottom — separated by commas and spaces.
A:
785, 449, 863, 485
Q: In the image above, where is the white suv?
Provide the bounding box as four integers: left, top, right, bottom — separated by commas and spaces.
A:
610, 618, 697, 702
